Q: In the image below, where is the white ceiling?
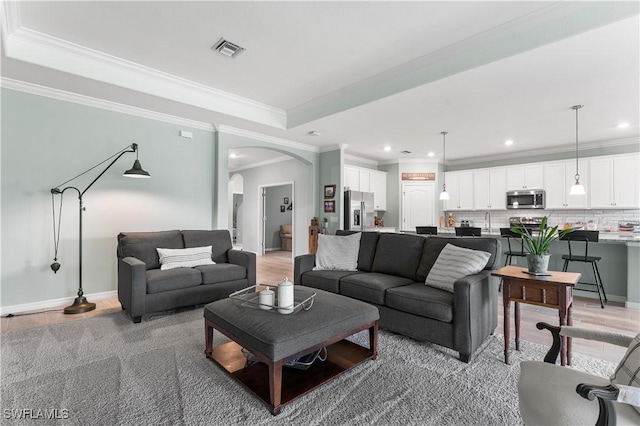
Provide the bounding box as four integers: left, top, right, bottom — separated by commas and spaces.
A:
2, 1, 639, 169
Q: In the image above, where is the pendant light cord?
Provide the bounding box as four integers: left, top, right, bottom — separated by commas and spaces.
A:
441, 131, 448, 190
573, 105, 583, 180
53, 144, 133, 189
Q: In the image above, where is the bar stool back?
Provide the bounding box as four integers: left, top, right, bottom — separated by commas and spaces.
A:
455, 227, 482, 237
500, 228, 527, 266
560, 230, 607, 308
416, 226, 438, 235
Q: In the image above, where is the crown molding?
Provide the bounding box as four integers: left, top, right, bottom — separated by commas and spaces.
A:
344, 154, 378, 166
319, 144, 343, 153
1, 77, 215, 131
217, 125, 319, 153
229, 155, 293, 173
448, 137, 640, 166
3, 15, 287, 129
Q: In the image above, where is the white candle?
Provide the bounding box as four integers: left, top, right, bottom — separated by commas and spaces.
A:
259, 286, 274, 310
277, 278, 294, 314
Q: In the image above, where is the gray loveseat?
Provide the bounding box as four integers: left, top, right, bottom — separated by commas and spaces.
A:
294, 231, 501, 362
117, 229, 256, 323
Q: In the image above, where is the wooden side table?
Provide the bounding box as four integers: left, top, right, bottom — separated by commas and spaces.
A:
492, 266, 580, 366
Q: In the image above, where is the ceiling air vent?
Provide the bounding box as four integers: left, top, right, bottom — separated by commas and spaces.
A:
212, 38, 245, 58
401, 150, 412, 154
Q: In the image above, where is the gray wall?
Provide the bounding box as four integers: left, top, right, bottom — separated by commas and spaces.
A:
1, 89, 216, 308
265, 185, 292, 250
320, 149, 342, 234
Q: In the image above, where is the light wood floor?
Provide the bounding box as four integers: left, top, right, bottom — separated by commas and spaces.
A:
2, 250, 636, 364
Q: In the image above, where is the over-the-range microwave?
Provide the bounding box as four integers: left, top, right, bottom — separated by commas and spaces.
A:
506, 190, 545, 209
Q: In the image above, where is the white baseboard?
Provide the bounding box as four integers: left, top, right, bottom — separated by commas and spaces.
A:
0, 290, 117, 316
572, 289, 626, 304
625, 301, 640, 310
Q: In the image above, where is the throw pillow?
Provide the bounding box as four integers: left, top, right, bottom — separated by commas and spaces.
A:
425, 243, 491, 292
611, 333, 640, 413
313, 232, 362, 271
156, 246, 215, 270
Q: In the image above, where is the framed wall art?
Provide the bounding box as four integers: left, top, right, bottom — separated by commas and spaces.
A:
324, 184, 336, 199
323, 200, 335, 213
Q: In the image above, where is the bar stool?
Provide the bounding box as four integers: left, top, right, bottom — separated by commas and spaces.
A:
416, 226, 438, 235
500, 228, 527, 266
455, 227, 481, 237
560, 230, 607, 308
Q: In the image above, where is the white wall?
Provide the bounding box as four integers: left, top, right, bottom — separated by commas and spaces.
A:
1, 89, 216, 308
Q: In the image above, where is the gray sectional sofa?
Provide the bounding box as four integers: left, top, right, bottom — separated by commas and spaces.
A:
117, 229, 255, 323
294, 231, 501, 362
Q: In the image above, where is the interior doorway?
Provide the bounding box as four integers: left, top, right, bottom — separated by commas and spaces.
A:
402, 182, 436, 232
229, 174, 244, 248
259, 182, 294, 256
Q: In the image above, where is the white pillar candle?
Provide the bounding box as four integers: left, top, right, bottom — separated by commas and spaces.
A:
259, 286, 274, 310
277, 278, 294, 314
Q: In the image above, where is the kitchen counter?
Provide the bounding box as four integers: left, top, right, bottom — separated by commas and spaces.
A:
435, 228, 640, 244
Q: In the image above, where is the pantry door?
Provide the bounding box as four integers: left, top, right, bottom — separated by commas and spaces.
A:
402, 183, 436, 232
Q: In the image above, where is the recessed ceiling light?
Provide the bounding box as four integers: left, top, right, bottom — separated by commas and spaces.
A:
428, 152, 435, 157
229, 153, 238, 158
618, 122, 630, 129
384, 146, 391, 152
505, 140, 514, 146
212, 38, 245, 58
308, 131, 320, 136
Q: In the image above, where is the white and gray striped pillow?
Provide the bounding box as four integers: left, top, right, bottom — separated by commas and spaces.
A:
425, 243, 491, 292
157, 246, 215, 270
313, 232, 362, 271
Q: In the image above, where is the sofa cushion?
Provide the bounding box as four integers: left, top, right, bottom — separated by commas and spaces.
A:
182, 230, 232, 263
196, 263, 247, 285
340, 272, 415, 305
336, 230, 380, 272
416, 237, 500, 282
386, 283, 454, 322
146, 268, 202, 294
157, 246, 215, 270
313, 232, 361, 271
299, 270, 362, 293
118, 230, 184, 270
425, 244, 492, 292
371, 233, 425, 280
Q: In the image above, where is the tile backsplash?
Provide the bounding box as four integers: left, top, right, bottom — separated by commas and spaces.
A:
444, 209, 640, 231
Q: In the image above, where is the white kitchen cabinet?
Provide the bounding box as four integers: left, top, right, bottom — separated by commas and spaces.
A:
473, 167, 506, 210
444, 171, 474, 210
369, 170, 387, 210
589, 154, 640, 209
544, 160, 587, 209
344, 166, 387, 210
506, 164, 544, 190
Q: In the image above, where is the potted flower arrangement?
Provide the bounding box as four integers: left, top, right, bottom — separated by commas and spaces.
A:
510, 216, 574, 274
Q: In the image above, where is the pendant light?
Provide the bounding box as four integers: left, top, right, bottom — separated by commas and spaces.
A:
439, 131, 450, 201
569, 105, 586, 195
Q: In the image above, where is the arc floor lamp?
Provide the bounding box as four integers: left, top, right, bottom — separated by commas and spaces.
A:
51, 143, 150, 314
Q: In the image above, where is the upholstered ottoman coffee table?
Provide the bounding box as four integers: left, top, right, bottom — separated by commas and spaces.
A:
204, 285, 379, 415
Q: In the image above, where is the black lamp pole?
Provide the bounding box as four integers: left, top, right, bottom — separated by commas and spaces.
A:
51, 143, 149, 314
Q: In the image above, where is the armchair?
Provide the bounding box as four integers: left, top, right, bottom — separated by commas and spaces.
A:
518, 322, 640, 426
280, 224, 292, 251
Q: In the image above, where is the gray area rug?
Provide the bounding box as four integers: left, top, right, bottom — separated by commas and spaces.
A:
1, 307, 615, 425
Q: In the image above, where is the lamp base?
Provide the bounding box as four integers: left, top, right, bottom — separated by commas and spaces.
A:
63, 296, 96, 314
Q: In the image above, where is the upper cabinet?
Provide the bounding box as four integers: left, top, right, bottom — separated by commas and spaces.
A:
443, 171, 474, 210
544, 160, 588, 209
344, 166, 387, 210
473, 168, 506, 210
505, 164, 544, 190
589, 154, 639, 209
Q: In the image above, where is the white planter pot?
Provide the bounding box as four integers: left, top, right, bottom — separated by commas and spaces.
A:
526, 253, 551, 274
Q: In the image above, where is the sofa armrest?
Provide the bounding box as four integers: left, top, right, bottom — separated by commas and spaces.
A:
117, 257, 147, 317
453, 270, 498, 357
294, 254, 316, 284
228, 250, 256, 286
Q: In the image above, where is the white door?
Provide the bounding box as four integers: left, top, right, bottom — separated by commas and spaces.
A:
402, 183, 435, 232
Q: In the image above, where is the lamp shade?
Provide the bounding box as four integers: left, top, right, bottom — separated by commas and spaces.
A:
123, 159, 150, 178
439, 190, 450, 201
569, 182, 586, 195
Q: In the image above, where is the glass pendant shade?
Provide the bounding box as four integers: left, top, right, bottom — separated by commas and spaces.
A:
569, 179, 586, 195
439, 190, 450, 200
123, 159, 151, 178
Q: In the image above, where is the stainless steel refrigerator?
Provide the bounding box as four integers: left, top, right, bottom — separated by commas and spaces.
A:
344, 190, 375, 231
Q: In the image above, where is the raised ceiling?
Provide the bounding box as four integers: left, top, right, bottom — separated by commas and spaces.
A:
2, 1, 638, 167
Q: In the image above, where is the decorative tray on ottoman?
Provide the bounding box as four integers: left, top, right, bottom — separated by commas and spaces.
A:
229, 285, 316, 314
